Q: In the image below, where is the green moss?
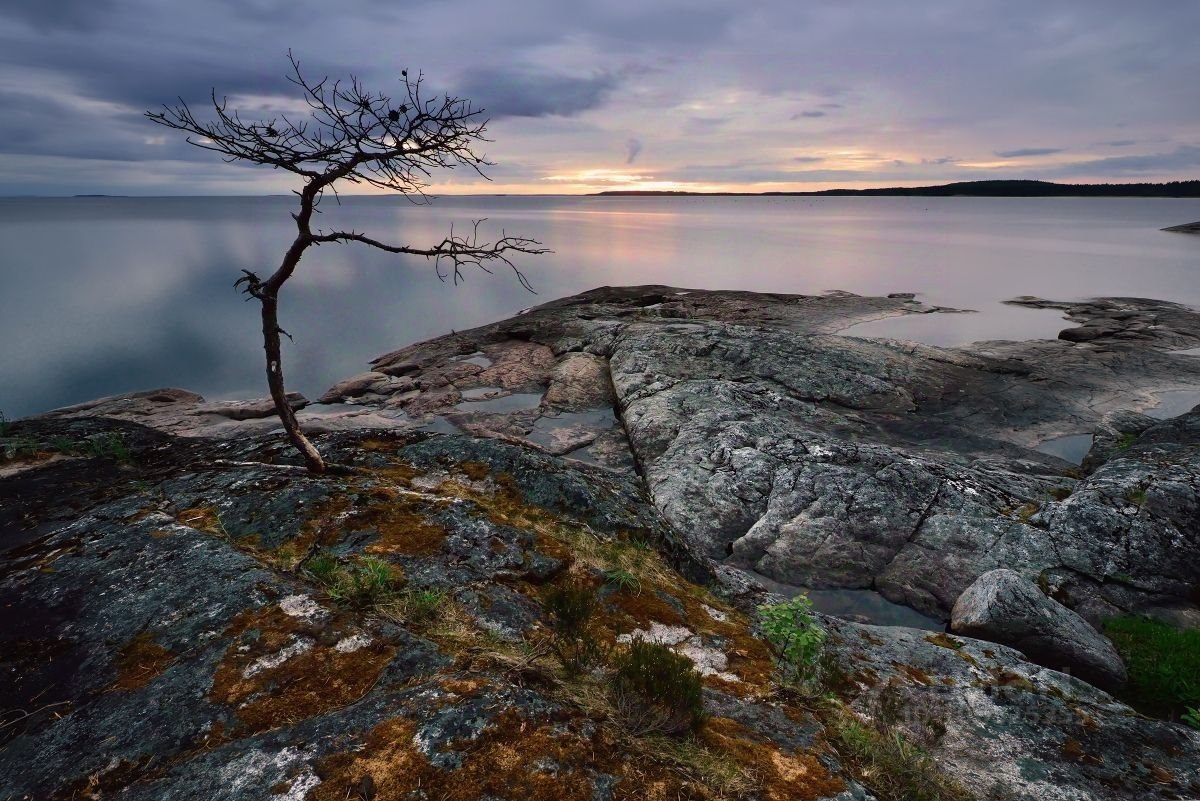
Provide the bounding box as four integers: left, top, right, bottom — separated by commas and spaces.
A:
1114, 432, 1138, 451
1104, 616, 1200, 717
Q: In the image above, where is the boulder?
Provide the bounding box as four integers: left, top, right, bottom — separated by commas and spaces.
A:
950, 569, 1127, 691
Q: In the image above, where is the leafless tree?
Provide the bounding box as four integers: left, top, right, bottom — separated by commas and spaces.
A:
147, 52, 547, 474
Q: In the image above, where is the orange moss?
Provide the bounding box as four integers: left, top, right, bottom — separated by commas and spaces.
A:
895, 663, 933, 686
702, 717, 845, 801
460, 461, 491, 481
924, 632, 963, 650
311, 710, 712, 801
110, 632, 174, 691
356, 488, 447, 556
609, 589, 686, 627
175, 505, 222, 534
208, 606, 394, 734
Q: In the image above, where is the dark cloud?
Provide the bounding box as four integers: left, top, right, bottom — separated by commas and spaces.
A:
922, 156, 957, 165
792, 156, 823, 163
625, 137, 643, 164
1049, 145, 1200, 177
0, 0, 118, 31
456, 66, 618, 118
995, 148, 1064, 158
1, 0, 1199, 192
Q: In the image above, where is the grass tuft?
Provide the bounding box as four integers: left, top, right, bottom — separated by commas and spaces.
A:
1104, 616, 1200, 717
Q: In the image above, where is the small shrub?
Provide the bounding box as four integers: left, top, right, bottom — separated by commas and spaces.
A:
543, 581, 604, 675
1184, 707, 1200, 730
1105, 616, 1200, 716
610, 636, 706, 736
1114, 432, 1138, 451
759, 594, 827, 692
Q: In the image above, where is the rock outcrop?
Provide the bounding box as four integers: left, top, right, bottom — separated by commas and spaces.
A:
6, 285, 1200, 800
950, 569, 1127, 691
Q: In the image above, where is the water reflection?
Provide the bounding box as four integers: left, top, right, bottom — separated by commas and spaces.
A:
2, 195, 1199, 418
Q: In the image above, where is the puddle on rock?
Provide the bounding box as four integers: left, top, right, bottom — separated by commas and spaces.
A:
1035, 433, 1093, 465
525, 408, 617, 452
743, 570, 944, 630
418, 415, 461, 434
1147, 390, 1200, 420
841, 303, 1067, 348
453, 352, 494, 368
454, 391, 544, 414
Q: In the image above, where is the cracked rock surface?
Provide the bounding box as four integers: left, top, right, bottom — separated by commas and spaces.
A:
7, 285, 1200, 800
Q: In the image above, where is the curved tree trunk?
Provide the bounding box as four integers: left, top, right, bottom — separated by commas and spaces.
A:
260, 293, 326, 473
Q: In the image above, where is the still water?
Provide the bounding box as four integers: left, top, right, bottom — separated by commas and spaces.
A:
2, 195, 1198, 418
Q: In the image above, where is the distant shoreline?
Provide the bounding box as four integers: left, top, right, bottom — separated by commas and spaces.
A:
596, 179, 1200, 198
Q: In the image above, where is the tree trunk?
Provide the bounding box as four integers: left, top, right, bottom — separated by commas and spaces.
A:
260, 293, 325, 473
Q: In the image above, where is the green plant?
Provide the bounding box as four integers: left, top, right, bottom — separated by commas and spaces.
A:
0, 435, 41, 461
1114, 432, 1138, 451
82, 432, 131, 461
827, 707, 969, 801
759, 594, 828, 692
610, 636, 706, 736
1125, 488, 1149, 507
604, 568, 641, 594
1104, 616, 1200, 716
543, 581, 604, 676
1183, 707, 1200, 730
304, 551, 400, 609
403, 588, 448, 624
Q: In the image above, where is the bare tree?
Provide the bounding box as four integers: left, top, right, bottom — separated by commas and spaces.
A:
147, 52, 547, 474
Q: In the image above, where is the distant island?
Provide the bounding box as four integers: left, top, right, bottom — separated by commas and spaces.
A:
596, 179, 1200, 198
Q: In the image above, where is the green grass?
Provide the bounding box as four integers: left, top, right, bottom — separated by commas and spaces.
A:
1104, 616, 1200, 717
0, 427, 131, 464
304, 552, 401, 610
827, 708, 969, 801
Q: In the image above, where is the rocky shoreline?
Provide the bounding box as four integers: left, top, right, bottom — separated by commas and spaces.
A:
3, 286, 1199, 800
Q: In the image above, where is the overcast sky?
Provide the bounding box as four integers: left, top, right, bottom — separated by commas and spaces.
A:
2, 0, 1198, 195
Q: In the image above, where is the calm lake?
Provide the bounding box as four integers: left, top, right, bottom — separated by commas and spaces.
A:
3, 194, 1199, 419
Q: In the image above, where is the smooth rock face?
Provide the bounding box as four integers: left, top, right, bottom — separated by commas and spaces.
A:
950, 569, 1127, 691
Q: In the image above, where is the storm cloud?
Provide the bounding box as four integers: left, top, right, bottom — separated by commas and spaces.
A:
995, 148, 1065, 158
457, 66, 618, 118
0, 0, 1197, 194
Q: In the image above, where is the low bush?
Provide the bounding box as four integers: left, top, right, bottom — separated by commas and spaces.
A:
543, 581, 604, 676
610, 636, 706, 736
759, 594, 827, 693
1104, 616, 1200, 717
